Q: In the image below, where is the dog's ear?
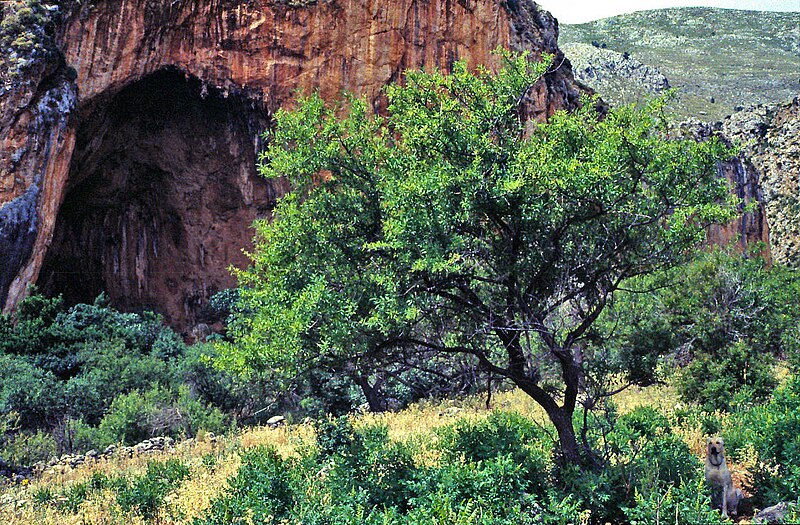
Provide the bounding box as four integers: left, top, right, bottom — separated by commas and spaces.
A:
719, 437, 724, 446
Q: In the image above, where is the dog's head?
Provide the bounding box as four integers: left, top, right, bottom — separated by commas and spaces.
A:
707, 436, 726, 465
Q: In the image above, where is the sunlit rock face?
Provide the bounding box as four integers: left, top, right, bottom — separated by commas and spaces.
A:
0, 0, 583, 332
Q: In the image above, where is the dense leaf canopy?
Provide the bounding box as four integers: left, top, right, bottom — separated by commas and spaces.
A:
220, 51, 734, 464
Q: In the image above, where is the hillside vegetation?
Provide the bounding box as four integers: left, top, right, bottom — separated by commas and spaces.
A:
2, 53, 800, 523
560, 7, 800, 120
4, 381, 800, 524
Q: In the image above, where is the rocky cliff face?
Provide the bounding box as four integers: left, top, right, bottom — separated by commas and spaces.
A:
0, 0, 584, 332
696, 97, 800, 264
721, 98, 800, 267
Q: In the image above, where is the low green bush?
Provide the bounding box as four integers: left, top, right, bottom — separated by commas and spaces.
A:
197, 446, 293, 525
314, 417, 416, 510
97, 386, 229, 446
725, 374, 800, 506
116, 458, 191, 520
55, 471, 119, 514
0, 294, 238, 461
2, 428, 57, 466
622, 474, 721, 524
570, 405, 702, 523
0, 353, 64, 428
436, 411, 554, 498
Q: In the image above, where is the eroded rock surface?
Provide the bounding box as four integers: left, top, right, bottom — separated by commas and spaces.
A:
561, 42, 669, 106
1, 0, 584, 331
676, 97, 800, 263
722, 98, 800, 267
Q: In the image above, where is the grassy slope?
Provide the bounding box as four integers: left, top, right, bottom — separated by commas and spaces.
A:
560, 7, 800, 120
0, 386, 690, 525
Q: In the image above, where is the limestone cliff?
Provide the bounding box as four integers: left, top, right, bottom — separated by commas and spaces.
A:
0, 0, 584, 332
721, 98, 800, 267
561, 42, 670, 108
694, 97, 800, 264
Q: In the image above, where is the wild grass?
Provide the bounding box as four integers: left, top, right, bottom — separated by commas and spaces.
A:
0, 383, 696, 525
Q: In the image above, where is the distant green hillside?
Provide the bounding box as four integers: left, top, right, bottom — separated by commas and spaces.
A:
560, 7, 800, 120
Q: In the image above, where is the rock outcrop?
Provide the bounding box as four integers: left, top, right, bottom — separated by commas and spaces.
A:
669, 96, 800, 263
561, 42, 669, 107
721, 98, 800, 267
1, 0, 584, 331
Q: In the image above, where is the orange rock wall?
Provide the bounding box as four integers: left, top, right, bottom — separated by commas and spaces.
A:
0, 0, 583, 331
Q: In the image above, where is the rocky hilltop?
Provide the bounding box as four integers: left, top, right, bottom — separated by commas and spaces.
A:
561, 42, 669, 107
560, 7, 800, 121
0, 0, 584, 332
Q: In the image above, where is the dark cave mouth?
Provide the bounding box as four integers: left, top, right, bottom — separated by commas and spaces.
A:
38, 68, 275, 331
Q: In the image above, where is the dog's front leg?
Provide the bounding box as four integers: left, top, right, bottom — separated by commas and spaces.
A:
721, 485, 729, 518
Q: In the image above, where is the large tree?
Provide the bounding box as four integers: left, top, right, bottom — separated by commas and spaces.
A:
219, 52, 734, 466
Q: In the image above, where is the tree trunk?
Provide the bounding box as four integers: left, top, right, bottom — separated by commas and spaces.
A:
548, 406, 582, 467
354, 374, 387, 413
515, 380, 585, 467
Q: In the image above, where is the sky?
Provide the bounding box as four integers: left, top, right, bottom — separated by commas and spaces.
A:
535, 0, 800, 24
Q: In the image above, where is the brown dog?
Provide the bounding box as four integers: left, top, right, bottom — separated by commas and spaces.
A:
705, 437, 742, 518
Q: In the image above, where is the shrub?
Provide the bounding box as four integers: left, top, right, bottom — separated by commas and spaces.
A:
98, 386, 229, 445
2, 428, 57, 465
622, 474, 721, 524
54, 418, 114, 455
725, 374, 800, 505
572, 406, 701, 522
436, 411, 553, 498
117, 458, 191, 520
603, 252, 798, 412
97, 388, 171, 445
676, 339, 776, 412
55, 472, 119, 514
0, 353, 64, 428
409, 455, 532, 521
314, 417, 416, 510
197, 446, 293, 525
666, 253, 796, 410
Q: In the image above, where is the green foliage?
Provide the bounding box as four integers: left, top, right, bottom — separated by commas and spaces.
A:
592, 251, 799, 413
725, 375, 800, 506
97, 387, 171, 445
116, 458, 191, 520
2, 427, 57, 466
199, 415, 575, 525
0, 353, 64, 428
622, 474, 722, 524
205, 288, 241, 326
409, 455, 532, 523
0, 294, 235, 463
194, 408, 716, 524
54, 471, 119, 514
562, 405, 702, 522
222, 50, 733, 464
97, 386, 228, 446
436, 411, 553, 497
314, 417, 416, 510
196, 446, 293, 525
669, 252, 796, 410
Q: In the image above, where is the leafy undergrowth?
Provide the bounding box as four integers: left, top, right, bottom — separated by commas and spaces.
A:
1, 383, 799, 524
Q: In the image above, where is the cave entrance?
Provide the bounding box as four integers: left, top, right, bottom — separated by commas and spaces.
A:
38, 69, 276, 333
